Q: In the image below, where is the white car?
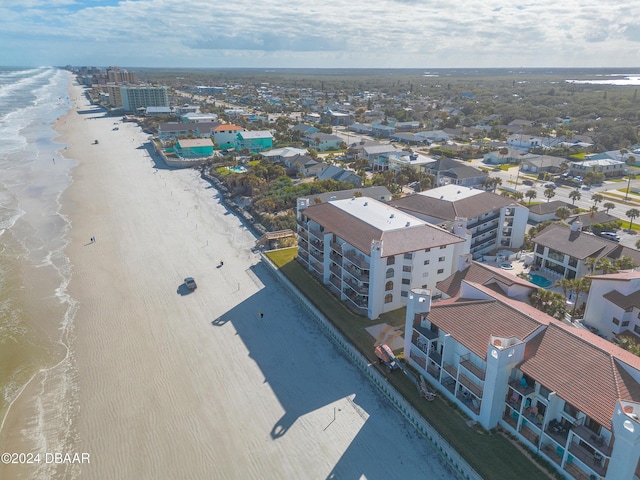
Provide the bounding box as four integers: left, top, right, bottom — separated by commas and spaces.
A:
600, 232, 620, 242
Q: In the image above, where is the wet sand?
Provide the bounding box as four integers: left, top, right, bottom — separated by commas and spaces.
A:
4, 77, 453, 479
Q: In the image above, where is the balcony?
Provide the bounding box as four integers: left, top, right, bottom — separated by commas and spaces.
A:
344, 291, 368, 312
474, 222, 498, 237
508, 378, 535, 397
344, 251, 370, 269
458, 372, 483, 398
566, 440, 608, 478
297, 250, 309, 264
459, 354, 486, 381
343, 264, 369, 282
329, 275, 342, 290
296, 218, 308, 229
329, 251, 342, 264
413, 323, 438, 342
298, 228, 309, 240
344, 277, 369, 295
329, 263, 342, 277
309, 260, 324, 275
330, 241, 343, 254
308, 227, 323, 242
299, 237, 309, 249
571, 425, 612, 457
309, 248, 323, 262
471, 232, 498, 249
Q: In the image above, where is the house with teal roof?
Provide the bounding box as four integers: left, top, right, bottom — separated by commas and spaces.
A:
235, 130, 273, 153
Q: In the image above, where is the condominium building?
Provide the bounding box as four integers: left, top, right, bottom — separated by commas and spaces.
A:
404, 265, 640, 480
296, 196, 467, 319
389, 185, 529, 259
106, 85, 169, 112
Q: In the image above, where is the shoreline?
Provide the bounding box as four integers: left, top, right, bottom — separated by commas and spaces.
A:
4, 73, 453, 479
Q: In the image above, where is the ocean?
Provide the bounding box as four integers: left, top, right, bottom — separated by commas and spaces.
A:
0, 67, 79, 477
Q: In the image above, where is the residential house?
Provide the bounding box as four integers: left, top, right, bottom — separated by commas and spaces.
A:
527, 200, 574, 223
483, 148, 534, 165
322, 109, 352, 126
349, 123, 374, 135
235, 130, 274, 153
174, 138, 214, 158
570, 158, 626, 178
373, 151, 437, 174
213, 124, 244, 149
404, 275, 640, 480
285, 154, 326, 177
371, 124, 396, 138
303, 132, 343, 151
582, 270, 640, 341
262, 147, 308, 163
295, 196, 468, 319
158, 123, 201, 142
389, 185, 528, 259
531, 222, 640, 280
181, 112, 218, 123
389, 133, 429, 145
520, 154, 566, 175
290, 123, 319, 136
415, 130, 450, 144
566, 211, 619, 231
426, 157, 488, 188
316, 165, 362, 187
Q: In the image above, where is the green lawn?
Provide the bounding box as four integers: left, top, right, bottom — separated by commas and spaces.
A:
266, 248, 553, 480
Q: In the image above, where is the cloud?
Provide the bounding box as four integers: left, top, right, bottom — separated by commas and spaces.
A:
1, 0, 639, 68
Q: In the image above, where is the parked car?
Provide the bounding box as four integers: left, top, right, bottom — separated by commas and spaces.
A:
184, 277, 197, 290
522, 179, 534, 186
544, 183, 557, 189
599, 232, 621, 242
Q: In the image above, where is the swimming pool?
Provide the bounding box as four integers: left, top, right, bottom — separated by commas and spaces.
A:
528, 273, 552, 288
227, 165, 247, 173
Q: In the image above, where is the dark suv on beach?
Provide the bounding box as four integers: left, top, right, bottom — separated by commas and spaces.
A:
184, 277, 197, 290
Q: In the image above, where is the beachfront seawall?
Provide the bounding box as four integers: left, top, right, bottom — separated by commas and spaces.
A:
261, 251, 482, 480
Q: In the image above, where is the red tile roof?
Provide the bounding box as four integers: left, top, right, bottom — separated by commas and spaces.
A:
520, 322, 640, 428
436, 261, 537, 298
427, 293, 544, 360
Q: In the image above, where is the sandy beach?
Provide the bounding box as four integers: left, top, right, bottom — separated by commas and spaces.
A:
1, 77, 453, 479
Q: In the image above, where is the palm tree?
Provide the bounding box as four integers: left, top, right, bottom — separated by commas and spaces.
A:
603, 202, 615, 213
570, 277, 591, 320
615, 256, 637, 271
512, 191, 524, 202
543, 188, 556, 203
568, 189, 581, 205
555, 206, 571, 220
591, 193, 604, 209
584, 257, 598, 274
626, 208, 640, 231
596, 258, 616, 274
555, 278, 573, 304
525, 189, 537, 205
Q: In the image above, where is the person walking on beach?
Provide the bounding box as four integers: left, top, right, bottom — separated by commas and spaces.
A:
259, 311, 264, 319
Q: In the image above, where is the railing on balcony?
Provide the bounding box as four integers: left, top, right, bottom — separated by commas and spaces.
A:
547, 251, 565, 263
308, 227, 323, 241
344, 251, 370, 269
309, 260, 324, 275
343, 264, 369, 282
471, 232, 498, 249
298, 228, 309, 240
567, 439, 608, 478
459, 355, 486, 381
329, 252, 342, 264
443, 362, 457, 379
298, 250, 309, 264
474, 222, 499, 237
299, 236, 309, 248
309, 248, 323, 262
330, 241, 343, 254
329, 275, 342, 290
310, 238, 324, 249
468, 212, 501, 229
344, 277, 369, 295
571, 425, 612, 457
458, 372, 483, 398
329, 263, 342, 277
344, 291, 368, 310
413, 324, 438, 341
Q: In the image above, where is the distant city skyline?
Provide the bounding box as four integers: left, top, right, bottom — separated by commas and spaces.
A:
2, 0, 640, 69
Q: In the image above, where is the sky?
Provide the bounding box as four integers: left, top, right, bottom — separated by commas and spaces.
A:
2, 0, 640, 69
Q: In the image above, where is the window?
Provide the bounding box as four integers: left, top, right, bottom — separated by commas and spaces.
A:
440, 245, 446, 250
613, 317, 620, 325
424, 260, 430, 265
424, 248, 431, 253
402, 278, 410, 285
386, 268, 394, 279
401, 291, 408, 297
563, 402, 578, 418
635, 324, 640, 335
421, 284, 428, 289
404, 253, 413, 260
385, 281, 393, 291
384, 294, 393, 304
437, 269, 444, 274
539, 384, 552, 400
387, 257, 395, 266
622, 321, 630, 327
402, 265, 412, 273
438, 256, 445, 262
